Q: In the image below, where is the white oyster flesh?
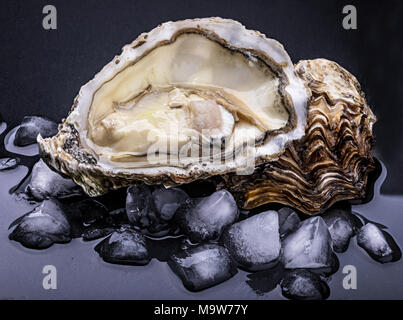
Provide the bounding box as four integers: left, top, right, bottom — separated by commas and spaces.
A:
87, 33, 288, 165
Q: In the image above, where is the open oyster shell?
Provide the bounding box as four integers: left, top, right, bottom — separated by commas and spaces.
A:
38, 18, 309, 196
211, 59, 376, 214
38, 18, 376, 215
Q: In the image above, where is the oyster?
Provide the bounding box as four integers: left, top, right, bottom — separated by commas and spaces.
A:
212, 59, 376, 214
38, 18, 376, 215
38, 18, 309, 196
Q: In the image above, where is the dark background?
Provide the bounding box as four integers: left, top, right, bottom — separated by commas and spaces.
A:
1, 0, 402, 194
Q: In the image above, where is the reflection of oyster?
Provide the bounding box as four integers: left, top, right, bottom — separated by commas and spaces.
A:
38, 18, 309, 195
38, 18, 376, 215
212, 59, 376, 214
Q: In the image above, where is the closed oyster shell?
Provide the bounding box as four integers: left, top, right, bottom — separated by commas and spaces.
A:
211, 59, 376, 214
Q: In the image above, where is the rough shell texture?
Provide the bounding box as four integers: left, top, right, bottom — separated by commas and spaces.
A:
37, 17, 309, 196
211, 59, 376, 214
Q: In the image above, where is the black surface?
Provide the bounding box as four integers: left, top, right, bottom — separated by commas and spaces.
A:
1, 0, 402, 194
0, 1, 403, 300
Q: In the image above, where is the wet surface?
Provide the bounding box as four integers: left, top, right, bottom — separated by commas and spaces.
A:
0, 130, 402, 299
1, 0, 403, 300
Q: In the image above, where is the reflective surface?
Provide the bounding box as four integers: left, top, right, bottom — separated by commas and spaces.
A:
0, 144, 402, 299
1, 0, 403, 300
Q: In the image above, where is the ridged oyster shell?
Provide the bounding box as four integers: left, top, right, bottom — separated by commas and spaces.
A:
211, 59, 376, 214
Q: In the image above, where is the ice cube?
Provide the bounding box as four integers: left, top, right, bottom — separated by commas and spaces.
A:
280, 269, 330, 300
278, 207, 300, 238
222, 210, 281, 271
0, 157, 20, 171
27, 159, 82, 200
82, 208, 128, 241
168, 243, 237, 291
175, 190, 239, 242
126, 185, 171, 236
152, 187, 189, 221
8, 199, 71, 249
14, 116, 58, 146
322, 208, 359, 253
281, 217, 338, 274
126, 185, 154, 225
64, 198, 109, 238
0, 120, 6, 135
95, 226, 150, 265
68, 199, 109, 225
356, 223, 400, 263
